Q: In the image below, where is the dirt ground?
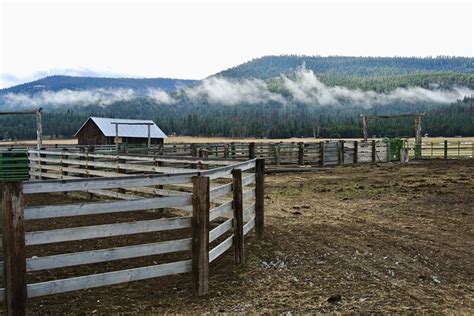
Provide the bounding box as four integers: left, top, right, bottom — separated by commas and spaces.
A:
3, 160, 473, 314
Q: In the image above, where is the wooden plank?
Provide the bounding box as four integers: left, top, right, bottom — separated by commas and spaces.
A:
28, 150, 236, 165
1, 182, 27, 315
202, 159, 256, 180
243, 188, 256, 201
23, 173, 196, 194
255, 159, 265, 240
25, 217, 192, 245
209, 235, 233, 263
232, 169, 244, 264
244, 217, 256, 235
192, 176, 210, 296
242, 173, 256, 187
24, 194, 192, 220
25, 260, 191, 299
209, 183, 232, 201
209, 200, 233, 221
24, 239, 191, 272
209, 218, 233, 243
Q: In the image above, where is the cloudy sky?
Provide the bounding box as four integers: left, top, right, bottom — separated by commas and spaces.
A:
1, 0, 473, 88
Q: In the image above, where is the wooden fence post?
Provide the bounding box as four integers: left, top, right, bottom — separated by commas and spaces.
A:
353, 141, 358, 164
1, 182, 27, 316
386, 140, 391, 162
444, 140, 448, 159
231, 142, 236, 158
223, 144, 229, 159
117, 157, 127, 194
249, 142, 255, 160
255, 159, 265, 240
340, 140, 345, 165
61, 149, 69, 196
232, 169, 244, 264
319, 141, 325, 167
274, 144, 281, 166
371, 140, 376, 163
192, 176, 210, 296
198, 149, 208, 170
298, 142, 304, 166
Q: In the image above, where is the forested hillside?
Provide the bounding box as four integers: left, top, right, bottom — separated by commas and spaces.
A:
217, 55, 474, 79
0, 76, 196, 94
1, 55, 473, 140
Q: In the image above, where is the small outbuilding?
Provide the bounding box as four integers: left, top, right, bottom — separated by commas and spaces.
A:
75, 117, 167, 146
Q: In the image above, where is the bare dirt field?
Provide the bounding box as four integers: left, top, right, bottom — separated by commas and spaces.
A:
9, 159, 472, 314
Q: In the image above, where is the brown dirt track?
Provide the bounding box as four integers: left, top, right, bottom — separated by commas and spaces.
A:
4, 159, 474, 314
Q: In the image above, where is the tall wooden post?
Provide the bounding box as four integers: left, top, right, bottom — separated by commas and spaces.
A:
444, 140, 448, 159
353, 141, 358, 164
371, 140, 376, 163
319, 141, 325, 167
248, 142, 256, 159
231, 142, 236, 158
232, 169, 244, 264
255, 159, 265, 240
274, 143, 281, 166
1, 182, 27, 316
386, 140, 391, 162
223, 144, 229, 159
362, 116, 368, 142
415, 115, 422, 159
192, 176, 210, 296
198, 148, 208, 170
340, 140, 345, 165
35, 108, 43, 151
298, 142, 304, 166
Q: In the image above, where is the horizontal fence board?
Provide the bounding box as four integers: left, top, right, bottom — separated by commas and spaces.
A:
243, 217, 256, 235
24, 194, 192, 220
24, 173, 196, 194
209, 235, 233, 263
209, 219, 233, 243
209, 201, 233, 221
25, 260, 192, 299
22, 239, 191, 272
25, 217, 192, 245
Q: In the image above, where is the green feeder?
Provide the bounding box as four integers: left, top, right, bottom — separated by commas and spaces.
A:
385, 138, 405, 161
0, 149, 30, 181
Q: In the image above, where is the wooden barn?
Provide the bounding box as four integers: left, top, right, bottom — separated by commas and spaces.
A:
75, 117, 167, 146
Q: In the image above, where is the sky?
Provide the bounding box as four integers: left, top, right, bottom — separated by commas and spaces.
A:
1, 0, 473, 88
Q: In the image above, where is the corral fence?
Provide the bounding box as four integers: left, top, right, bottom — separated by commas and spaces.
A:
0, 156, 265, 315
25, 140, 392, 168
408, 140, 474, 159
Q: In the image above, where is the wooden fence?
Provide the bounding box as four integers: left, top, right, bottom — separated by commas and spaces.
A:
26, 140, 390, 169
407, 140, 474, 159
0, 157, 265, 315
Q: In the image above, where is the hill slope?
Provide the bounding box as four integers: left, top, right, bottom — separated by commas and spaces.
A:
217, 55, 474, 79
0, 75, 197, 95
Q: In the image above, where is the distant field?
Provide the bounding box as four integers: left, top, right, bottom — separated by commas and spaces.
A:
2, 136, 473, 146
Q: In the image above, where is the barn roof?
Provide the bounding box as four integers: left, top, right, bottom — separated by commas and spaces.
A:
75, 117, 167, 138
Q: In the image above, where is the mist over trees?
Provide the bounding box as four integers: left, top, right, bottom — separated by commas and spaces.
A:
1, 55, 473, 140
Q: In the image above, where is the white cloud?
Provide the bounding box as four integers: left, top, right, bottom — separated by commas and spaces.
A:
182, 77, 286, 105
147, 88, 176, 104
2, 88, 136, 108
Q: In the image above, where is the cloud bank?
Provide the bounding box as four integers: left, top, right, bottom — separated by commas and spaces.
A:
2, 68, 473, 109
2, 88, 136, 108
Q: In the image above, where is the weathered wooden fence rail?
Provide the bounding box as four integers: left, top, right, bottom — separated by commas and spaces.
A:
0, 158, 265, 315
27, 140, 390, 174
